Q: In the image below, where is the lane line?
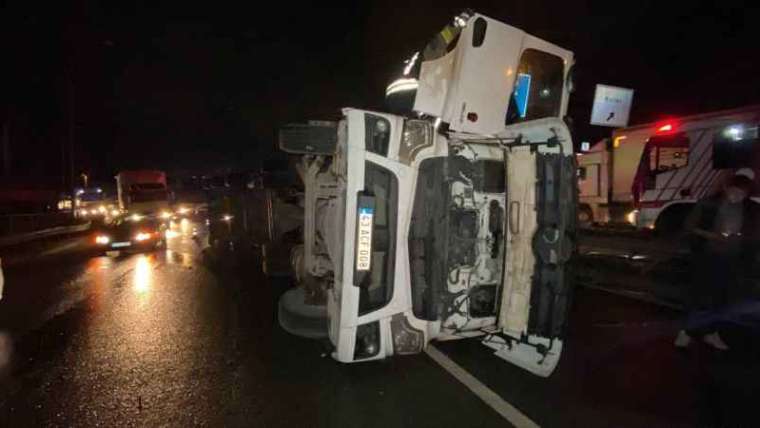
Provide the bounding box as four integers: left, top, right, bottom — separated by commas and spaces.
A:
424, 345, 540, 428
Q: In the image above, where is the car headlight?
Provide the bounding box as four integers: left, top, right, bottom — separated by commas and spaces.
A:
90, 209, 98, 215
98, 206, 107, 213
95, 235, 111, 245
354, 321, 381, 360
134, 232, 152, 242
390, 314, 424, 355
131, 214, 143, 222
222, 214, 233, 222
177, 207, 190, 215
160, 211, 172, 219
110, 209, 120, 217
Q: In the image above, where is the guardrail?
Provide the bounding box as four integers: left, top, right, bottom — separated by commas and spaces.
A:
0, 221, 91, 247
0, 212, 79, 238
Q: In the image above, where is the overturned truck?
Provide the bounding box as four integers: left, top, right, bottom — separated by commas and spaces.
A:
275, 12, 577, 377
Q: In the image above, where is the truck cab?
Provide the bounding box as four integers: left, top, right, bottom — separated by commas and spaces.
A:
279, 12, 576, 377
116, 170, 171, 216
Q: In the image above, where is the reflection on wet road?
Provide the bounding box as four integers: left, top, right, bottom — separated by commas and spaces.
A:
4, 218, 757, 427
0, 218, 507, 427
1, 220, 227, 425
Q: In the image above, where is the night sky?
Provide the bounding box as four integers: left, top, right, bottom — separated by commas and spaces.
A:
2, 1, 760, 186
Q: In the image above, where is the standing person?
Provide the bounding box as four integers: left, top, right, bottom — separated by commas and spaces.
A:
675, 170, 760, 350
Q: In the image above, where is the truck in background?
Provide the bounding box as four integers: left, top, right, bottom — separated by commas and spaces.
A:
577, 105, 760, 232
272, 11, 577, 377
115, 170, 171, 216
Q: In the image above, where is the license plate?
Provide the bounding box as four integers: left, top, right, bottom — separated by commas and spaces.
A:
112, 242, 132, 248
356, 207, 374, 271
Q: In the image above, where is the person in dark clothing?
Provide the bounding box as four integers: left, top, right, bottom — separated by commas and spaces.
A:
675, 171, 760, 350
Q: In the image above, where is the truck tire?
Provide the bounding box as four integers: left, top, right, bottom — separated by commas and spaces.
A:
278, 286, 328, 339
654, 204, 692, 237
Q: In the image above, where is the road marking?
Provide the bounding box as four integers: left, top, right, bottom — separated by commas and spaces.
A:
425, 345, 540, 428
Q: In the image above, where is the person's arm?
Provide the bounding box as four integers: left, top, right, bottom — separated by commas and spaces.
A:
684, 200, 723, 241
692, 228, 723, 241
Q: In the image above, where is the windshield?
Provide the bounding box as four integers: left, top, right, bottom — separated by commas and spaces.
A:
132, 183, 165, 191
356, 162, 397, 315
506, 49, 565, 124
79, 192, 105, 202
130, 190, 168, 203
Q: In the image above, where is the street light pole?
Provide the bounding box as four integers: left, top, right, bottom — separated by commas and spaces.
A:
68, 73, 75, 195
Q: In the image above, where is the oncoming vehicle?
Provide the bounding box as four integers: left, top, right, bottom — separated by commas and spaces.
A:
93, 214, 167, 254
115, 170, 171, 219
75, 187, 117, 220
276, 12, 577, 377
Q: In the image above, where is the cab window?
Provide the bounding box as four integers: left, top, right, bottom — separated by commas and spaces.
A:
578, 166, 587, 180
650, 147, 689, 173
647, 134, 690, 174
506, 49, 564, 124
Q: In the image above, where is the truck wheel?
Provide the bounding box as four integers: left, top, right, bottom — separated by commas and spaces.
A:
654, 205, 692, 237
278, 286, 328, 339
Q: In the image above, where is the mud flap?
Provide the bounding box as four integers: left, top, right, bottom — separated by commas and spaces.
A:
487, 149, 576, 377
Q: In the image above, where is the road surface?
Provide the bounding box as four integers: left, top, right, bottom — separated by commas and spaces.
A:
0, 219, 758, 427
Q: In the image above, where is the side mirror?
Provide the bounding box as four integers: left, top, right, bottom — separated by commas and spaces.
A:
565, 64, 576, 94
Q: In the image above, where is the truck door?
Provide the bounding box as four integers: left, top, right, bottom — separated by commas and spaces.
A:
483, 118, 576, 377
579, 163, 600, 197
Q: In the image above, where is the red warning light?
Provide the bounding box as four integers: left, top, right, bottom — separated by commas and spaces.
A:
656, 122, 676, 133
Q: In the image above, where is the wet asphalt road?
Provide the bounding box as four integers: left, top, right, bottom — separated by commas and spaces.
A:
0, 219, 507, 427
1, 220, 759, 427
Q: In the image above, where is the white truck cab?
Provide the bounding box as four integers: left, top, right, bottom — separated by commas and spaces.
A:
279, 12, 576, 377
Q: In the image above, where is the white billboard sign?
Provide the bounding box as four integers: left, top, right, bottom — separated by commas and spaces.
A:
590, 84, 634, 128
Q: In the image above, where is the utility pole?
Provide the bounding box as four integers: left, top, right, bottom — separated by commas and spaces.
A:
68, 72, 75, 195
